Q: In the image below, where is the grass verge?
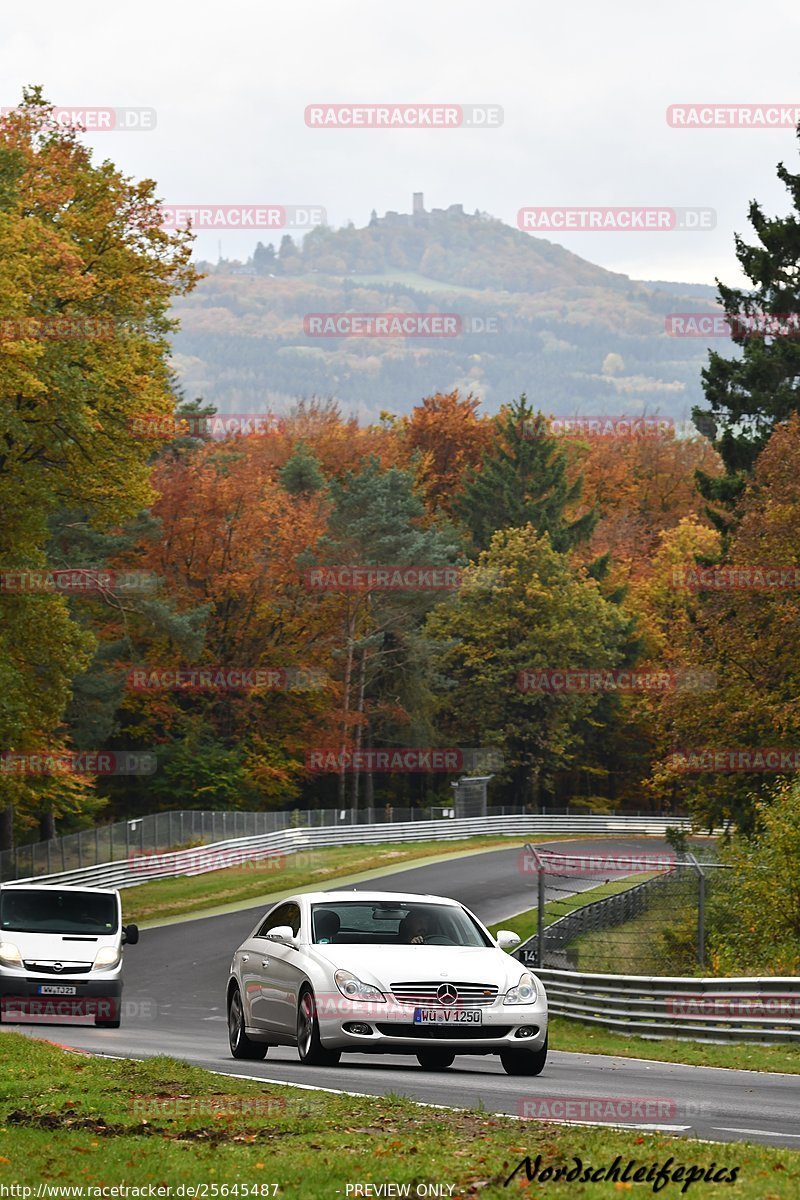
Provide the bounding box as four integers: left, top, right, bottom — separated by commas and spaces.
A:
568, 890, 699, 975
0, 1031, 797, 1196
549, 1017, 800, 1074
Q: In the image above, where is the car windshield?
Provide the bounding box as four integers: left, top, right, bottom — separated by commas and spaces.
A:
310, 901, 491, 947
0, 889, 118, 935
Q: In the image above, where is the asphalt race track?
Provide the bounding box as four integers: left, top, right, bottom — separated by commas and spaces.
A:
2, 837, 798, 1149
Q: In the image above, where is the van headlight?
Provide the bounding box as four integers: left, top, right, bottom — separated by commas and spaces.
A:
0, 941, 22, 968
334, 970, 385, 1002
504, 971, 537, 1005
93, 946, 121, 971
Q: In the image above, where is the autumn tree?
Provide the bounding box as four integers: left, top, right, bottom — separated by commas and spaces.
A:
0, 90, 196, 847
313, 459, 463, 806
426, 525, 631, 806
643, 417, 800, 829
400, 390, 491, 514
707, 780, 800, 975
573, 431, 721, 583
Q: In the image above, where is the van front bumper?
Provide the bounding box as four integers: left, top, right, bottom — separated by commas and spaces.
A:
0, 972, 122, 1018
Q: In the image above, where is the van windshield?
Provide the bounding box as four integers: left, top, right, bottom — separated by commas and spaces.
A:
0, 889, 118, 935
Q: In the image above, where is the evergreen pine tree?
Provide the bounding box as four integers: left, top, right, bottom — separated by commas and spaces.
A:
455, 394, 596, 551
694, 128, 800, 532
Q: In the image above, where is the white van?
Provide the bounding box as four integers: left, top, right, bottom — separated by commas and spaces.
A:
0, 884, 139, 1028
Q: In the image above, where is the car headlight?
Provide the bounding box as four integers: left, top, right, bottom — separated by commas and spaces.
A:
334, 969, 386, 1002
504, 971, 538, 1005
0, 941, 22, 968
93, 946, 121, 971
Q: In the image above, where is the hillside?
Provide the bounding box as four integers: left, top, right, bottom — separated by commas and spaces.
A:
169, 200, 723, 421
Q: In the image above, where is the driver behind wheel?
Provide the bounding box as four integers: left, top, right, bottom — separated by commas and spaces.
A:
399, 909, 431, 944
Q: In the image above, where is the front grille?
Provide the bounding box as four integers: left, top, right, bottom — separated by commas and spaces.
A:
390, 981, 499, 1007
23, 961, 92, 975
375, 1024, 511, 1040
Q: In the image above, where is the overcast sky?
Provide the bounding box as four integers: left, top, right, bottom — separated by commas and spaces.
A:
5, 0, 800, 285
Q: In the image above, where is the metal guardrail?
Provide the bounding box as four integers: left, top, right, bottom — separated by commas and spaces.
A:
6, 813, 696, 890
0, 805, 690, 883
534, 968, 800, 1044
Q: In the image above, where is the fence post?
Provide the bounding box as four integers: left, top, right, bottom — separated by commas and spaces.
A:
523, 844, 547, 967
686, 853, 706, 968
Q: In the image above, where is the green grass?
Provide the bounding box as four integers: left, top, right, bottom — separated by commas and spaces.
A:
1, 1032, 798, 1196
121, 836, 546, 927
568, 889, 700, 975
549, 1017, 800, 1074
488, 873, 660, 944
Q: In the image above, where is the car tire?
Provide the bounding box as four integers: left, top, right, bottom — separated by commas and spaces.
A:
500, 1035, 548, 1076
296, 987, 341, 1067
95, 1017, 121, 1028
416, 1050, 455, 1071
228, 986, 268, 1060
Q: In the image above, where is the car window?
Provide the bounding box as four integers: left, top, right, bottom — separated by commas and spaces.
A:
257, 902, 301, 938
309, 901, 490, 947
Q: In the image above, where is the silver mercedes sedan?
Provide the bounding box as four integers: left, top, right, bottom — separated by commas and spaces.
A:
226, 890, 548, 1075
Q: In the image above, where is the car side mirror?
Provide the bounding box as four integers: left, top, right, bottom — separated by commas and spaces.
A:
123, 923, 139, 946
496, 929, 520, 950
265, 925, 296, 946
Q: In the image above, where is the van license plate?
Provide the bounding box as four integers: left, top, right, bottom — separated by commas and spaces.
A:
37, 985, 77, 995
